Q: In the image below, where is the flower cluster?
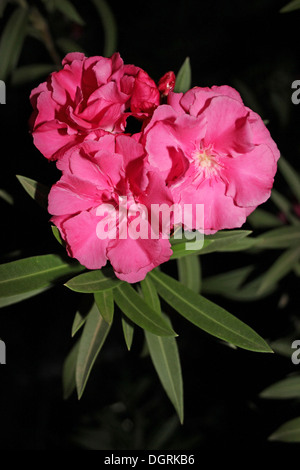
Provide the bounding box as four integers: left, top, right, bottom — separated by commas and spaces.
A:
30, 53, 280, 282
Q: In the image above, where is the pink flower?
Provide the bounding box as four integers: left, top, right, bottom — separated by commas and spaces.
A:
142, 85, 280, 233
121, 66, 160, 116
48, 134, 173, 283
29, 53, 162, 161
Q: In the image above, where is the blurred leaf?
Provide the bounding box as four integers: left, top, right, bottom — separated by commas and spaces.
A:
0, 0, 9, 17
11, 63, 55, 86
0, 189, 14, 205
260, 375, 300, 399
280, 0, 300, 13
53, 0, 85, 25
76, 301, 111, 398
62, 340, 80, 399
0, 6, 28, 81
0, 286, 50, 308
121, 315, 135, 350
174, 57, 191, 93
278, 155, 300, 204
177, 255, 201, 293
94, 289, 114, 324
56, 37, 86, 55
255, 226, 300, 249
114, 283, 177, 337
201, 265, 254, 295
16, 175, 49, 209
91, 0, 117, 57
170, 230, 252, 259
269, 417, 300, 442
247, 208, 283, 229
271, 189, 300, 226
149, 269, 273, 353
141, 276, 184, 423
65, 270, 122, 293
257, 245, 300, 296
0, 254, 84, 298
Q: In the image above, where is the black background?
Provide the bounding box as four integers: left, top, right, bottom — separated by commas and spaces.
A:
0, 0, 300, 450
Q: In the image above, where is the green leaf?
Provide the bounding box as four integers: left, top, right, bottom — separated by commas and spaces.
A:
257, 245, 300, 296
260, 375, 300, 400
56, 37, 86, 55
11, 64, 55, 86
53, 0, 85, 25
62, 340, 80, 399
149, 269, 273, 353
170, 230, 252, 259
278, 155, 300, 204
174, 57, 191, 93
247, 208, 283, 229
0, 6, 28, 81
114, 283, 177, 337
91, 0, 117, 57
94, 289, 114, 324
51, 225, 64, 246
16, 175, 49, 209
0, 254, 85, 298
271, 189, 300, 226
71, 296, 94, 337
0, 189, 13, 205
177, 255, 201, 293
280, 0, 300, 13
255, 226, 300, 249
121, 315, 135, 350
0, 286, 50, 308
76, 301, 111, 398
0, 0, 9, 17
269, 417, 300, 442
141, 276, 184, 423
65, 270, 122, 293
201, 266, 254, 295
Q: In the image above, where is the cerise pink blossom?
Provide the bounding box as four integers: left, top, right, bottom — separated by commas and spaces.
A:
29, 53, 163, 161
142, 85, 280, 233
48, 134, 173, 283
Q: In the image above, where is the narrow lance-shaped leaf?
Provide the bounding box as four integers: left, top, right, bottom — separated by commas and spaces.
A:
91, 0, 117, 57
76, 301, 111, 398
277, 155, 300, 204
247, 208, 283, 229
141, 276, 184, 423
16, 175, 50, 209
11, 64, 56, 86
257, 245, 300, 296
260, 375, 300, 400
255, 226, 300, 249
65, 270, 123, 293
280, 0, 300, 13
114, 282, 177, 337
271, 189, 300, 226
177, 255, 201, 293
269, 417, 300, 443
174, 57, 191, 93
0, 254, 85, 298
121, 315, 135, 351
0, 6, 28, 80
62, 340, 80, 399
94, 289, 114, 324
53, 0, 85, 25
149, 269, 273, 353
171, 230, 253, 259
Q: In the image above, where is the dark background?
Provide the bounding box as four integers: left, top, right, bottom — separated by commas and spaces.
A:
0, 0, 300, 450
